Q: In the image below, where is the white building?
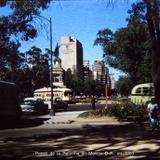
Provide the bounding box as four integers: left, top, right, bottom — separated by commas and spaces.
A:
60, 36, 83, 77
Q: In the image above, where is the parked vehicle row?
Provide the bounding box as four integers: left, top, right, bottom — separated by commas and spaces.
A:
0, 81, 69, 120
20, 97, 68, 114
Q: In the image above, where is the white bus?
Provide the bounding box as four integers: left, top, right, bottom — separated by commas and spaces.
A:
34, 87, 72, 108
130, 83, 154, 105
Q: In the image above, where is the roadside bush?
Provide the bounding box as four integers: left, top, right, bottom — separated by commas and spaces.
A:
107, 102, 146, 120
78, 109, 108, 118
78, 102, 147, 121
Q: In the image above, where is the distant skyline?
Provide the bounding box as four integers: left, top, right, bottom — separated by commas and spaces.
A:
0, 0, 139, 80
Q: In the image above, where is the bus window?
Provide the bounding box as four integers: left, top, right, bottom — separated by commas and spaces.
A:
143, 87, 150, 95
150, 87, 155, 95
64, 91, 72, 96
46, 94, 51, 97
135, 88, 141, 94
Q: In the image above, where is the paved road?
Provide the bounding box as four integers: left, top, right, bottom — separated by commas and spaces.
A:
0, 103, 160, 159
0, 103, 104, 137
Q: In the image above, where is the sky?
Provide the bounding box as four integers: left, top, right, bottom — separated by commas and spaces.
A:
0, 0, 138, 80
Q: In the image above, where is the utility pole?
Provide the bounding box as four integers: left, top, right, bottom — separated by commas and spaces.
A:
35, 15, 55, 116
49, 17, 55, 116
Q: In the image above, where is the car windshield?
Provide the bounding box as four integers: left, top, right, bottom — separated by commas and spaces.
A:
64, 91, 72, 96
23, 100, 36, 105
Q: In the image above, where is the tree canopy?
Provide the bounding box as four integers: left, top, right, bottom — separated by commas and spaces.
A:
94, 2, 152, 89
0, 0, 51, 96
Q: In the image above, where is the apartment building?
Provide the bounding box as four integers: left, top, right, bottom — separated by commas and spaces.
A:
60, 36, 83, 78
93, 60, 110, 85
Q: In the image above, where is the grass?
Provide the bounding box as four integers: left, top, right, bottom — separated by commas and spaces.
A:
78, 109, 108, 118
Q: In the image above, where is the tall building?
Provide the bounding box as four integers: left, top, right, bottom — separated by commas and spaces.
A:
60, 36, 83, 77
93, 60, 110, 85
83, 60, 92, 80
83, 60, 90, 68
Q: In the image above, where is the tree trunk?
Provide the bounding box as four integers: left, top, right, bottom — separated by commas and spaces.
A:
145, 0, 160, 104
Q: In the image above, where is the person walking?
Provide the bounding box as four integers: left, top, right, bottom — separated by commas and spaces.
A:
91, 96, 96, 110
147, 98, 160, 132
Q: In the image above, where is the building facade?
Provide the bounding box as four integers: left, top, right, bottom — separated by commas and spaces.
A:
60, 36, 83, 78
93, 60, 109, 85
83, 60, 92, 80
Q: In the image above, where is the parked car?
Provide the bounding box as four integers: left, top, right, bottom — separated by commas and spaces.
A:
20, 97, 48, 114
52, 97, 68, 111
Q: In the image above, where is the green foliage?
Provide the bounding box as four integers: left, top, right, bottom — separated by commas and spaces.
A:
94, 2, 152, 86
25, 46, 50, 91
0, 1, 51, 96
64, 68, 104, 96
116, 76, 134, 96
78, 109, 108, 118
107, 102, 146, 120
64, 69, 73, 89
78, 102, 147, 121
84, 75, 104, 96
0, 0, 51, 42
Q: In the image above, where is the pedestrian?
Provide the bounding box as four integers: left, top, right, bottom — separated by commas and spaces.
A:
91, 96, 96, 110
147, 98, 160, 132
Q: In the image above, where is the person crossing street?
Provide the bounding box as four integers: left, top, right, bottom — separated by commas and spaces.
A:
147, 98, 160, 132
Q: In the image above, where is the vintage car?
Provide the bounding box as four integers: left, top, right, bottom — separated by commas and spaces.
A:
52, 97, 68, 111
20, 97, 48, 114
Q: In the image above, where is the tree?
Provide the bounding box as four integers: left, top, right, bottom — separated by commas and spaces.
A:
0, 0, 51, 96
116, 76, 134, 96
64, 68, 73, 89
0, 0, 51, 82
144, 0, 160, 103
72, 69, 84, 95
25, 46, 50, 92
94, 2, 152, 87
106, 0, 160, 103
0, 0, 51, 41
64, 69, 85, 96
83, 74, 95, 96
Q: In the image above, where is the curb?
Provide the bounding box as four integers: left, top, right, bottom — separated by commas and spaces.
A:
44, 120, 75, 124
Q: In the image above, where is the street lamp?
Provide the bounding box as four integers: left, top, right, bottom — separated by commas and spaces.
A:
35, 15, 55, 116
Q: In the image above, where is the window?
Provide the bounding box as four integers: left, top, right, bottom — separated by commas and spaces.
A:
143, 87, 150, 95
136, 88, 141, 94
64, 91, 72, 96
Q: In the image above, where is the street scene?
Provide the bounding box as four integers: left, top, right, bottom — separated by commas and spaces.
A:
1, 0, 160, 160
0, 102, 160, 159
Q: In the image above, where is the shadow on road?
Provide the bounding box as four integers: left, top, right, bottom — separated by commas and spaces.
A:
0, 114, 50, 130
0, 122, 159, 159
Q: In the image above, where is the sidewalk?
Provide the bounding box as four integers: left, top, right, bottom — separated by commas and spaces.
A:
40, 111, 160, 159
0, 110, 160, 159
43, 110, 130, 125
43, 111, 85, 124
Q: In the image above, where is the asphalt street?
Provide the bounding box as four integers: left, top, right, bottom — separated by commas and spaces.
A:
0, 103, 160, 160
